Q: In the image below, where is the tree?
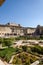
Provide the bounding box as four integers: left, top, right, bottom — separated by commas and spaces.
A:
3, 39, 12, 47
0, 0, 5, 6
0, 38, 3, 44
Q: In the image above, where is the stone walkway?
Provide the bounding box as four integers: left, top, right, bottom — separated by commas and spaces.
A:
30, 60, 39, 65
0, 59, 5, 65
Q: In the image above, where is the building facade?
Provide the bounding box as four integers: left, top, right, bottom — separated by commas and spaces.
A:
0, 23, 25, 37
34, 25, 43, 37
0, 23, 43, 38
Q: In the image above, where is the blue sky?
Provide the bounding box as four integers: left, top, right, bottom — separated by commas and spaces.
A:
0, 0, 43, 27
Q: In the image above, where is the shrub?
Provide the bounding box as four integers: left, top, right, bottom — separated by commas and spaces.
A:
0, 47, 16, 62
22, 46, 27, 52
31, 45, 43, 54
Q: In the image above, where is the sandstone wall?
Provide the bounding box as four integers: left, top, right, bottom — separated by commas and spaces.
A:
27, 28, 36, 34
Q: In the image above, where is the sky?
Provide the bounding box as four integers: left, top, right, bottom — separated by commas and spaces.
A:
0, 0, 43, 27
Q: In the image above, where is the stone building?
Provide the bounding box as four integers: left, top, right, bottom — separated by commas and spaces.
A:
26, 27, 35, 35
0, 23, 43, 38
0, 23, 25, 37
34, 25, 43, 37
